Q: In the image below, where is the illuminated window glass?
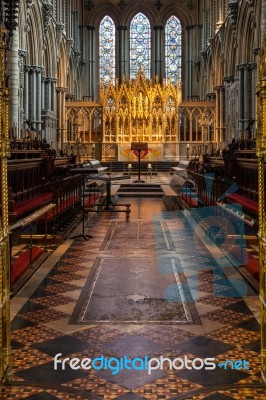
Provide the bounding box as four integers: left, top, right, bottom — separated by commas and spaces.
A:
99, 16, 115, 83
165, 16, 182, 83
130, 13, 151, 78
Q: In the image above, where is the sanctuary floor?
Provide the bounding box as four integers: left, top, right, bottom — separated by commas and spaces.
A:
2, 188, 266, 399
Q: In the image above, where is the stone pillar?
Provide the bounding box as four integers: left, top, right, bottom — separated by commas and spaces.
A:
56, 87, 67, 149
117, 26, 127, 82
237, 63, 256, 138
237, 64, 246, 136
18, 50, 27, 137
261, 0, 266, 39
153, 25, 163, 81
24, 66, 29, 124
214, 86, 220, 143
186, 25, 195, 99
87, 25, 95, 100
31, 68, 36, 123
36, 67, 43, 132
8, 28, 19, 135
51, 78, 57, 111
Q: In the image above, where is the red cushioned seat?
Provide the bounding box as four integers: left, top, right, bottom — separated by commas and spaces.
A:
37, 195, 80, 222
84, 193, 100, 208
14, 192, 53, 217
228, 247, 259, 281
245, 253, 259, 281
11, 247, 43, 285
227, 194, 258, 215
182, 194, 199, 208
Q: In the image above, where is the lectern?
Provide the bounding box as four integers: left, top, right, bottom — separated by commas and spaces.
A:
131, 142, 148, 183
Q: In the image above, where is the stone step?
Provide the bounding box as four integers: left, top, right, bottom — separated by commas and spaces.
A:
119, 188, 162, 192
118, 191, 163, 197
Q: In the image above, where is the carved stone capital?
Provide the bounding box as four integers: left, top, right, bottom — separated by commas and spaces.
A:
18, 49, 27, 58
66, 38, 74, 55
56, 87, 68, 93
24, 65, 44, 74
42, 2, 53, 37
56, 23, 65, 47
228, 0, 238, 28
26, 0, 34, 10
224, 75, 235, 83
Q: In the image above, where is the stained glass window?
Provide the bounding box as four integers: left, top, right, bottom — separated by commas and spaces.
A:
165, 16, 182, 84
130, 13, 151, 78
99, 16, 115, 83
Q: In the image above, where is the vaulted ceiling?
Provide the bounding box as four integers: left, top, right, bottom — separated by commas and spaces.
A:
84, 0, 198, 26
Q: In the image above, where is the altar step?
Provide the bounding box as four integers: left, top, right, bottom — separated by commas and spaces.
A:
101, 161, 179, 173
118, 183, 163, 197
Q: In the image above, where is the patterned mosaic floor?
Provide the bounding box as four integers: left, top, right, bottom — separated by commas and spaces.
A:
2, 196, 265, 399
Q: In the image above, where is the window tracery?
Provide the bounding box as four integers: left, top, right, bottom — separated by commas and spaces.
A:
99, 16, 115, 83
165, 16, 182, 83
130, 13, 151, 78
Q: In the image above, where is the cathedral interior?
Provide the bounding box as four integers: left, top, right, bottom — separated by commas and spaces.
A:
1, 0, 266, 399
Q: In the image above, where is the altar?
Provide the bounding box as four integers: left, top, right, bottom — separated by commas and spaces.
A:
118, 143, 163, 161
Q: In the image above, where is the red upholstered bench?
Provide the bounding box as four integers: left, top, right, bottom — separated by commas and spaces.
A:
245, 254, 259, 281
11, 247, 43, 285
226, 193, 258, 215
182, 194, 199, 208
84, 193, 100, 208
37, 195, 80, 222
229, 247, 259, 281
14, 192, 53, 218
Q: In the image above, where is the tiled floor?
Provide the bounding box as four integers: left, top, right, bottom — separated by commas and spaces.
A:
2, 175, 265, 399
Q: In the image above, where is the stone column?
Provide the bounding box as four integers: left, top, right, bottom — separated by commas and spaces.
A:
18, 50, 27, 137
186, 25, 195, 99
117, 26, 127, 82
8, 28, 19, 135
214, 86, 220, 143
87, 25, 95, 100
247, 63, 257, 133
56, 87, 67, 149
51, 78, 57, 112
220, 86, 225, 142
153, 25, 163, 81
31, 68, 36, 123
237, 63, 256, 138
24, 66, 29, 124
261, 0, 266, 39
36, 66, 43, 132
237, 64, 246, 136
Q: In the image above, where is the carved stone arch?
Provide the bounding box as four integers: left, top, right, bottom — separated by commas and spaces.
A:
86, 2, 120, 27
192, 107, 202, 119
236, 0, 255, 63
242, 14, 256, 62
223, 23, 236, 78
180, 107, 191, 119
206, 56, 214, 93
213, 40, 224, 86
67, 55, 76, 99
123, 5, 157, 28
25, 2, 43, 66
57, 41, 68, 88
77, 108, 90, 131
43, 24, 57, 79
160, 5, 194, 27
18, 0, 28, 51
66, 107, 78, 123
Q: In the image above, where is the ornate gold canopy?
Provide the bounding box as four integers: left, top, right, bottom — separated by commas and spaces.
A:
100, 70, 182, 144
